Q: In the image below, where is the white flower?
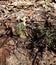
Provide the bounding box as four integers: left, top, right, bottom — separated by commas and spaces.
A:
21, 17, 26, 26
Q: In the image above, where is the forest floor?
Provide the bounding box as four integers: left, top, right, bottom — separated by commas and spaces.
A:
0, 0, 56, 65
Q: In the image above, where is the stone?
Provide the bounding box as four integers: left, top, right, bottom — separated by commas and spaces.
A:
7, 40, 15, 45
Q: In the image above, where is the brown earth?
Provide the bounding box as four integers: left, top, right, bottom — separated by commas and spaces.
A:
0, 0, 56, 65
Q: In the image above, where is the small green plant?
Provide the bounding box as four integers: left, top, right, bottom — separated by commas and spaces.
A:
16, 23, 25, 35
31, 20, 55, 49
15, 18, 26, 37
39, 21, 56, 48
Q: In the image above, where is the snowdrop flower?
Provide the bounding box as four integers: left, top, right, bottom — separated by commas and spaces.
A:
21, 17, 26, 26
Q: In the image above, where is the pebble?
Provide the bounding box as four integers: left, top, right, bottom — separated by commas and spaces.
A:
53, 2, 56, 9
2, 5, 6, 9
7, 40, 15, 45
